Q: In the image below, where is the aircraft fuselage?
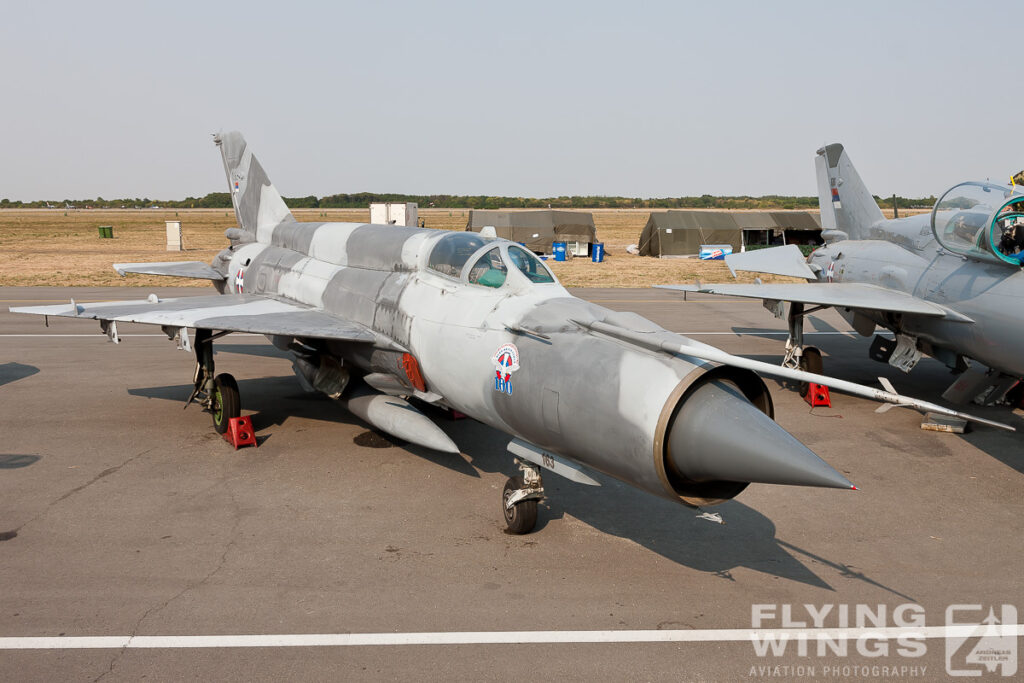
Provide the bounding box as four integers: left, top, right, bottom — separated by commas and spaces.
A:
808, 214, 1024, 378
218, 220, 812, 506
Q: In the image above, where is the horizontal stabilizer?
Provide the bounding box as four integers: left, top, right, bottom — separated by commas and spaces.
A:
724, 245, 817, 280
114, 262, 225, 281
10, 294, 376, 343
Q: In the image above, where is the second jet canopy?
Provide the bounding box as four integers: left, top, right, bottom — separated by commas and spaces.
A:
933, 181, 1024, 265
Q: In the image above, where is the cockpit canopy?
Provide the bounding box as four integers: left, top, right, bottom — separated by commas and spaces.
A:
426, 232, 557, 287
932, 182, 1024, 266
426, 232, 490, 277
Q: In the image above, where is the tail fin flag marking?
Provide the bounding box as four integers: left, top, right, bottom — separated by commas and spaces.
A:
815, 143, 884, 242
214, 131, 294, 243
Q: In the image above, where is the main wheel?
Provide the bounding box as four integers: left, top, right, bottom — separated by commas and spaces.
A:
502, 476, 538, 535
211, 373, 240, 434
798, 347, 823, 397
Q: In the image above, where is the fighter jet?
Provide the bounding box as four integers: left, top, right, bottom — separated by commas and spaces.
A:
10, 133, 1008, 535
661, 144, 1024, 409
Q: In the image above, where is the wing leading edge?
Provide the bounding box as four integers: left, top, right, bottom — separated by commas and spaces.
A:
11, 294, 376, 342
656, 282, 970, 320
113, 262, 226, 281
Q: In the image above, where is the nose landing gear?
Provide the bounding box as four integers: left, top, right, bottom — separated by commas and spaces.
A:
502, 460, 544, 534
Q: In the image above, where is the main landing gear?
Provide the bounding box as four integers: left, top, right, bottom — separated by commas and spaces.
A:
798, 347, 823, 397
502, 460, 544, 534
780, 301, 824, 396
185, 328, 240, 433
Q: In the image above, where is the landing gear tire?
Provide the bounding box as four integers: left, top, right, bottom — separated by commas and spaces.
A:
211, 373, 240, 434
798, 347, 823, 398
502, 475, 538, 535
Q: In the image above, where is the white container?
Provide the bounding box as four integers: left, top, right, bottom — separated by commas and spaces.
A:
567, 241, 588, 257
370, 202, 419, 227
166, 220, 182, 251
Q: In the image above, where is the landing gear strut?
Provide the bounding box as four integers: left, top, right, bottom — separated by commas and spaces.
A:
185, 328, 240, 432
502, 460, 544, 534
780, 302, 824, 395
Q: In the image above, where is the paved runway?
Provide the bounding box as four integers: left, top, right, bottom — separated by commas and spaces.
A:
1, 287, 1021, 681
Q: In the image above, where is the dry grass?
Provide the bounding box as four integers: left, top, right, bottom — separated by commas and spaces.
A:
0, 207, 866, 288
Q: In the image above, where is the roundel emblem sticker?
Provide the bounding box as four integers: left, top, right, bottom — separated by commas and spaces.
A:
491, 343, 520, 395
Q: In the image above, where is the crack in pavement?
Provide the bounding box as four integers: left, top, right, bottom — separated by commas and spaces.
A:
10, 447, 156, 537
94, 475, 243, 682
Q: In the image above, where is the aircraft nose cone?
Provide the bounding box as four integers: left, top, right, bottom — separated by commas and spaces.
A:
668, 380, 855, 490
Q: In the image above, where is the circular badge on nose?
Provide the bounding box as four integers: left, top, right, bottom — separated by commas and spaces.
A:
491, 343, 520, 395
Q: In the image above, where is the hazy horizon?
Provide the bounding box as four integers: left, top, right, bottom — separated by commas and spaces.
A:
3, 1, 1020, 201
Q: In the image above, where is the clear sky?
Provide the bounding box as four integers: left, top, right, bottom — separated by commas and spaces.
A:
2, 1, 1021, 200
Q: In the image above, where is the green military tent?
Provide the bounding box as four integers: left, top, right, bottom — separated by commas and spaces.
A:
466, 210, 597, 254
638, 210, 822, 257
638, 211, 741, 257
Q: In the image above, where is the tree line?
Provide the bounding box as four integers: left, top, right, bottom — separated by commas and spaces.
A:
0, 192, 939, 210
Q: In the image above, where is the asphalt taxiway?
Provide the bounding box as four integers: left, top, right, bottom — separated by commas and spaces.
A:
1, 287, 1021, 681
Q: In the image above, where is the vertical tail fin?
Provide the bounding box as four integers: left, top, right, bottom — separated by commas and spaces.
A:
214, 131, 294, 243
815, 143, 883, 241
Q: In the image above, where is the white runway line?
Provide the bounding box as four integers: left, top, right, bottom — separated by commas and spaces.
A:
1, 625, 1021, 649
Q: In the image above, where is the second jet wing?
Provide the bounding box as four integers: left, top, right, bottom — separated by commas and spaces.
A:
656, 282, 968, 320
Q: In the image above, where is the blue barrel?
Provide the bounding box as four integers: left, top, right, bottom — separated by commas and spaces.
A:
552, 242, 567, 261
591, 242, 605, 263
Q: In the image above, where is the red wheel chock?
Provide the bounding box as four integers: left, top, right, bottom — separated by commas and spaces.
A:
804, 383, 832, 407
223, 416, 257, 449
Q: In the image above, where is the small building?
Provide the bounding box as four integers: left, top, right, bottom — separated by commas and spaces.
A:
638, 210, 822, 257
370, 202, 418, 227
465, 210, 597, 255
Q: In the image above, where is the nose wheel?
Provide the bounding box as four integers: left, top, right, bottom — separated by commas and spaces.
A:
502, 461, 544, 534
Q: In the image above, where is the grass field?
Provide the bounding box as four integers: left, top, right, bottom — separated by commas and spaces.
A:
0, 207, 922, 288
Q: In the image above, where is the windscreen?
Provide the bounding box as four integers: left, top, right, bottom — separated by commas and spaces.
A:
467, 248, 507, 288
507, 246, 556, 284
932, 182, 1024, 265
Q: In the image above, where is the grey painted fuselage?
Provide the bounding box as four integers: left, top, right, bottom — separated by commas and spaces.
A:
810, 215, 1024, 378
221, 216, 800, 505
203, 130, 857, 505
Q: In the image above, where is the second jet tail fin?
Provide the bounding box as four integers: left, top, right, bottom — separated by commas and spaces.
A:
815, 143, 884, 241
214, 131, 294, 243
